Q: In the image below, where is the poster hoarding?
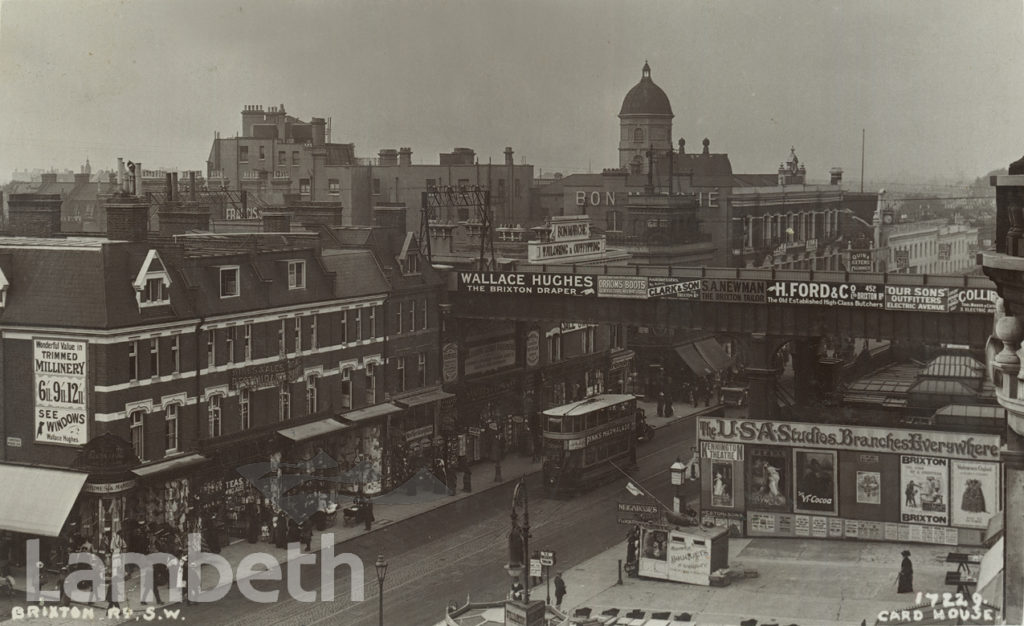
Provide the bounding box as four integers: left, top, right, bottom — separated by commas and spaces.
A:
34, 337, 89, 446
746, 446, 790, 512
950, 460, 999, 529
900, 455, 949, 526
711, 461, 734, 508
793, 449, 838, 516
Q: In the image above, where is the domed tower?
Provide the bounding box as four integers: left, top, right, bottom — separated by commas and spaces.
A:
619, 61, 674, 174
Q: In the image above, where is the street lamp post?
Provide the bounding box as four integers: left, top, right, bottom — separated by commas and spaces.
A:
375, 553, 388, 626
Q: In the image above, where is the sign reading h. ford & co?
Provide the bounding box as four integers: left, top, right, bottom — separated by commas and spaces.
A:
458, 271, 596, 296
698, 418, 1000, 461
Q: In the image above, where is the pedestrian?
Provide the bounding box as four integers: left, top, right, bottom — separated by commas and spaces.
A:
300, 520, 312, 552
104, 558, 120, 610
897, 550, 913, 593
509, 579, 524, 601
141, 533, 163, 605
274, 512, 288, 549
362, 496, 375, 531
57, 566, 70, 607
554, 571, 566, 609
176, 554, 192, 606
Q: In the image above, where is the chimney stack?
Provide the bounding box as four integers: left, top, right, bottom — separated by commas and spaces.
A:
117, 158, 126, 192
189, 172, 198, 202
830, 167, 844, 186
398, 147, 412, 166
7, 193, 63, 237
105, 194, 150, 241
39, 173, 58, 185
171, 172, 179, 201
504, 146, 514, 166
378, 149, 398, 166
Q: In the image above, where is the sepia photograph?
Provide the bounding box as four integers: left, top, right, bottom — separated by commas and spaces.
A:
0, 0, 1020, 624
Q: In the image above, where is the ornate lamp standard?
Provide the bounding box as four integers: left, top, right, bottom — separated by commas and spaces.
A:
375, 553, 388, 626
504, 478, 544, 626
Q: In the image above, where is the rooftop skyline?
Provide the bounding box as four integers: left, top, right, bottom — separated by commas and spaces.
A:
1, 0, 1022, 186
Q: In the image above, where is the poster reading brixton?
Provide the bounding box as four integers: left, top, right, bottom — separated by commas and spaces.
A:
34, 338, 88, 446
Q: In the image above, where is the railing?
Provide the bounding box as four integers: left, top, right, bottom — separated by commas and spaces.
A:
499, 261, 999, 289
604, 232, 713, 246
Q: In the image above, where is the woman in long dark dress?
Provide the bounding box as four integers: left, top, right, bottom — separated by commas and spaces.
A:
897, 550, 913, 593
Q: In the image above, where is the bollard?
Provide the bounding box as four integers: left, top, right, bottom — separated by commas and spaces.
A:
617, 559, 623, 585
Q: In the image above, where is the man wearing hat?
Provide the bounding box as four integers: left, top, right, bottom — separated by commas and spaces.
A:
897, 550, 913, 593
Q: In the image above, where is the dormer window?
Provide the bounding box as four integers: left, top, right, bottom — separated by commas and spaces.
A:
220, 266, 240, 298
287, 260, 306, 289
405, 253, 420, 274
133, 249, 171, 309
396, 232, 421, 275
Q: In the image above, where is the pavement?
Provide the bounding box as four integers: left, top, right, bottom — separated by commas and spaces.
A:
550, 537, 982, 626
0, 396, 712, 625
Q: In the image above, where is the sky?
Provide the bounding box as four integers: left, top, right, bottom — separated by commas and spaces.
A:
1, 0, 1023, 185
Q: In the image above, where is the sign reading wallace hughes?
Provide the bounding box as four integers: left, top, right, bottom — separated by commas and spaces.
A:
34, 338, 89, 446
698, 418, 1000, 461
232, 358, 302, 390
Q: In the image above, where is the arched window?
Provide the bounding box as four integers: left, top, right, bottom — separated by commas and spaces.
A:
306, 374, 319, 414
130, 410, 145, 461
633, 127, 644, 142
208, 395, 222, 437
164, 404, 179, 454
279, 382, 291, 421
340, 368, 352, 409
239, 388, 251, 430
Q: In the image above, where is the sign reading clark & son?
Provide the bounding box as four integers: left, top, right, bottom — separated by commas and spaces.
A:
698, 418, 1000, 461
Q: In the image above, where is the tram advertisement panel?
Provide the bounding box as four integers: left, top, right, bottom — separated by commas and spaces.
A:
745, 446, 790, 512
899, 455, 949, 526
792, 449, 838, 516
766, 281, 884, 309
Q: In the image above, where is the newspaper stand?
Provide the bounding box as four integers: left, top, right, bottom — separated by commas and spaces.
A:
636, 523, 729, 586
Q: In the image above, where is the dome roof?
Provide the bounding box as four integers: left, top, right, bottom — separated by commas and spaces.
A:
619, 61, 673, 117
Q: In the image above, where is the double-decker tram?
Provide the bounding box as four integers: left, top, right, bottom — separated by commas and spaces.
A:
542, 394, 639, 497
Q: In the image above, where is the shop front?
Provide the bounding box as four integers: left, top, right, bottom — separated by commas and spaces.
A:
278, 418, 355, 522
697, 417, 1002, 546
608, 350, 636, 395
130, 453, 208, 547
455, 374, 524, 466
71, 433, 142, 545
0, 464, 88, 568
338, 403, 399, 492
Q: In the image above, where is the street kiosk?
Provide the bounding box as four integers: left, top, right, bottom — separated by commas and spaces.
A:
637, 524, 729, 585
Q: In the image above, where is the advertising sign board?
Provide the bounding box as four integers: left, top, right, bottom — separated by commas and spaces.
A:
464, 339, 516, 376
950, 460, 999, 529
597, 276, 649, 299
34, 338, 89, 446
766, 281, 884, 309
884, 286, 950, 312
792, 449, 838, 515
947, 288, 998, 314
698, 417, 1000, 461
746, 446, 790, 512
849, 251, 873, 272
900, 455, 949, 526
458, 271, 596, 296
701, 279, 766, 304
647, 277, 702, 300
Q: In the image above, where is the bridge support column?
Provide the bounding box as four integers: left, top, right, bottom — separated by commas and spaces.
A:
745, 334, 779, 420
790, 338, 820, 406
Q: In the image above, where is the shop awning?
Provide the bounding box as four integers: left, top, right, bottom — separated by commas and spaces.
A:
340, 402, 403, 424
675, 344, 713, 376
0, 465, 87, 537
394, 388, 455, 409
695, 338, 733, 372
278, 418, 350, 442
131, 453, 208, 479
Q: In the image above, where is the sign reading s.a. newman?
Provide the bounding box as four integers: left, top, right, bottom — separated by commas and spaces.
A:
698, 418, 1000, 462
